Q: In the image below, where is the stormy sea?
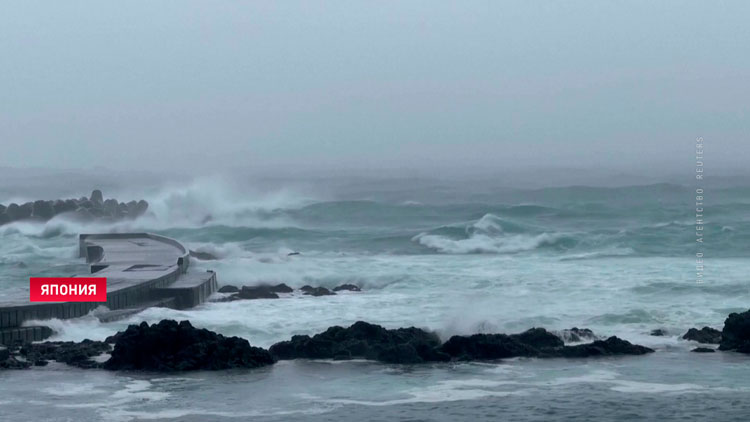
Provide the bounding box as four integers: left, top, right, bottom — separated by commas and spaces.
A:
1, 175, 750, 421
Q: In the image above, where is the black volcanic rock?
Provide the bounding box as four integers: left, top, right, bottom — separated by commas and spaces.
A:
333, 284, 361, 292
515, 327, 565, 349
103, 320, 275, 371
555, 337, 654, 358
272, 323, 654, 363
683, 327, 722, 344
302, 287, 335, 297
218, 285, 240, 293
440, 333, 538, 360
237, 286, 279, 300
20, 340, 111, 369
269, 283, 293, 293
650, 329, 667, 337
719, 309, 750, 353
691, 347, 716, 353
269, 321, 449, 364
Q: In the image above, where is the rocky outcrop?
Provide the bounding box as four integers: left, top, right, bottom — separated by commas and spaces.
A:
237, 286, 279, 300
650, 329, 667, 337
719, 309, 750, 353
269, 321, 449, 364
553, 337, 653, 358
557, 327, 597, 343
217, 283, 331, 301
103, 320, 275, 371
440, 329, 651, 360
20, 340, 111, 369
683, 327, 722, 344
0, 189, 149, 226
1, 340, 111, 369
691, 347, 716, 353
301, 286, 335, 296
218, 285, 240, 293
270, 322, 654, 363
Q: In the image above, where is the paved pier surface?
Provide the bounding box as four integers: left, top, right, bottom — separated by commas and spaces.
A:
0, 233, 217, 345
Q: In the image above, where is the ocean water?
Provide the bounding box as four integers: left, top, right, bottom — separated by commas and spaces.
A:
1, 177, 750, 421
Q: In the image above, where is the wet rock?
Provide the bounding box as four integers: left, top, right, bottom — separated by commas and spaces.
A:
0, 346, 8, 361
558, 327, 597, 343
691, 347, 716, 353
0, 355, 31, 370
555, 337, 654, 358
683, 327, 722, 344
20, 339, 111, 369
333, 284, 361, 292
272, 323, 654, 364
719, 309, 750, 353
302, 287, 335, 297
287, 251, 301, 256
237, 286, 279, 300
190, 250, 218, 261
269, 321, 448, 364
440, 333, 539, 360
0, 204, 5, 214
103, 320, 275, 371
0, 212, 9, 225
269, 283, 293, 293
515, 327, 565, 349
218, 285, 240, 293
300, 285, 314, 293
650, 329, 667, 337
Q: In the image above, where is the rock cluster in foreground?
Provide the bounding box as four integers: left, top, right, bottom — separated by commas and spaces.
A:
1, 340, 111, 369
8, 308, 750, 371
103, 320, 275, 371
0, 189, 149, 226
719, 309, 750, 353
269, 322, 654, 364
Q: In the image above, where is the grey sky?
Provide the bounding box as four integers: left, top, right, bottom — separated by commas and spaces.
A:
1, 1, 748, 176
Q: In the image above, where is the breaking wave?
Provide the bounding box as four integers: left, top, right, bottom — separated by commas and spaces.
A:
413, 213, 576, 254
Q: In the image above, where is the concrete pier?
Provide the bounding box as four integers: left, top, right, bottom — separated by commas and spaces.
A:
0, 233, 217, 345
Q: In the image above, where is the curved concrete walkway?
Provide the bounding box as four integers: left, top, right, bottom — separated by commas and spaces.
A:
0, 233, 217, 344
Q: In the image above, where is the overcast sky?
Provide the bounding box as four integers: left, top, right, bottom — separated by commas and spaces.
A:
1, 1, 748, 177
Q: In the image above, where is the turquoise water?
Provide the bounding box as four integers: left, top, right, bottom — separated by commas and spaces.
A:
1, 179, 749, 420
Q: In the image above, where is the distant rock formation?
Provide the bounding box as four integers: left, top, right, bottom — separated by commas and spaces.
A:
0, 189, 149, 225
217, 283, 353, 301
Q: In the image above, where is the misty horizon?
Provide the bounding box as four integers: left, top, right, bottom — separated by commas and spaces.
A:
2, 1, 748, 176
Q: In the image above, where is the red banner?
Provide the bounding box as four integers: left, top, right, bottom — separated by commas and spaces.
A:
29, 277, 107, 302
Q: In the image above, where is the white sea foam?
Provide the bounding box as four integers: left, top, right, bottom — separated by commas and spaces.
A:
414, 231, 565, 254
